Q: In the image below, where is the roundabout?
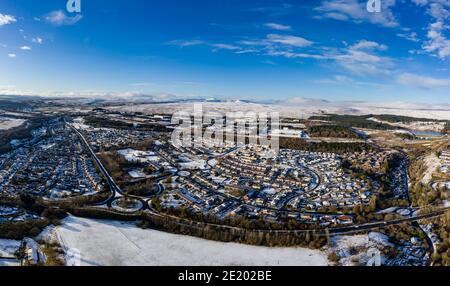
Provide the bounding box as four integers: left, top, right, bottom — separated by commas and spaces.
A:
111, 197, 145, 213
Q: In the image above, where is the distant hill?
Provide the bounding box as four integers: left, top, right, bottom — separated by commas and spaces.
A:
309, 114, 396, 130
0, 100, 34, 111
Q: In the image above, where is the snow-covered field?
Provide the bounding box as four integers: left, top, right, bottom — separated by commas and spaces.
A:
0, 239, 21, 258
0, 117, 25, 130
369, 117, 446, 132
422, 153, 441, 184
46, 216, 329, 266
71, 117, 91, 130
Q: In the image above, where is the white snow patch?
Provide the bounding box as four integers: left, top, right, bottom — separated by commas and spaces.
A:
422, 153, 440, 184
179, 159, 208, 170
0, 239, 21, 258
0, 117, 25, 130
376, 207, 398, 214
128, 170, 145, 178
118, 149, 154, 163
368, 232, 394, 248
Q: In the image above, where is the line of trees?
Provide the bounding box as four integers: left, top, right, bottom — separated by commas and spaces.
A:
84, 116, 168, 132
280, 137, 374, 154
64, 205, 329, 248
444, 122, 450, 133
431, 212, 450, 266
140, 211, 328, 248
372, 114, 441, 123
308, 125, 361, 139
309, 114, 396, 130
0, 220, 50, 240
395, 133, 417, 140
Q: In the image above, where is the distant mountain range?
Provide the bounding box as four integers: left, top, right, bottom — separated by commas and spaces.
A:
2, 93, 450, 115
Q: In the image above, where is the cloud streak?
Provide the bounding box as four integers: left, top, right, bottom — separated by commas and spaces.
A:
44, 10, 82, 26
166, 40, 205, 47
263, 23, 292, 31
266, 34, 313, 47
397, 73, 450, 89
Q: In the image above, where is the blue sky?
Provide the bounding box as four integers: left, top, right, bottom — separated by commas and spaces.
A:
0, 0, 449, 103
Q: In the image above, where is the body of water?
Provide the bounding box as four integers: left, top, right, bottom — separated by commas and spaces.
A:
411, 130, 445, 137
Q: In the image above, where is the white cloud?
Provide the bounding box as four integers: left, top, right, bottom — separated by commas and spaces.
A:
333, 75, 354, 82
405, 0, 450, 59
263, 23, 292, 31
397, 31, 420, 42
130, 82, 156, 87
20, 46, 32, 50
420, 1, 450, 59
243, 36, 393, 76
32, 37, 44, 44
210, 43, 241, 50
265, 50, 328, 60
235, 48, 260, 54
316, 74, 385, 86
0, 13, 16, 26
316, 74, 354, 84
8, 53, 16, 58
263, 45, 393, 77
397, 73, 450, 89
167, 33, 313, 55
44, 10, 82, 26
239, 40, 267, 46
266, 34, 313, 47
412, 0, 429, 6
314, 0, 399, 27
330, 40, 393, 76
423, 22, 450, 59
320, 12, 350, 21
427, 1, 450, 20
336, 56, 391, 76
166, 30, 392, 79
350, 40, 388, 51
167, 40, 242, 51
166, 40, 205, 47
262, 60, 277, 65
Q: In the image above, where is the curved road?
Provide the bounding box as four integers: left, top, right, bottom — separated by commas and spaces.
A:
68, 123, 147, 209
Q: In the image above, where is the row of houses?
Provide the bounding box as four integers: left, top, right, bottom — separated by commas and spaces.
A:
440, 150, 450, 173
